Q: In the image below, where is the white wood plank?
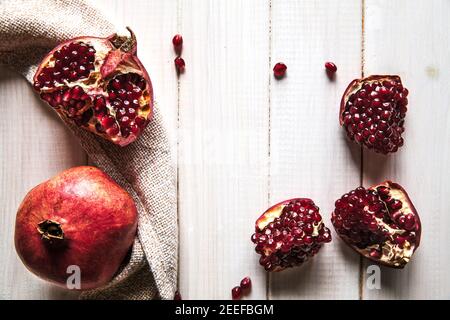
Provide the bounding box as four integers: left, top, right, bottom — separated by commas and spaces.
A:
269, 0, 362, 299
178, 0, 270, 299
0, 68, 86, 299
363, 0, 450, 299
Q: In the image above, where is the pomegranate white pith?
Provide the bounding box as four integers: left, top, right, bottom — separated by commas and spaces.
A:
331, 181, 421, 268
33, 28, 153, 146
252, 198, 332, 272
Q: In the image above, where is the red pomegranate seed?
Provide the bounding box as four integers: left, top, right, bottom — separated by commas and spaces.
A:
273, 62, 287, 79
240, 277, 251, 291
172, 34, 183, 53
231, 286, 242, 300
106, 123, 120, 135
102, 115, 115, 128
130, 123, 139, 135
325, 61, 337, 73
174, 57, 185, 73
174, 291, 182, 300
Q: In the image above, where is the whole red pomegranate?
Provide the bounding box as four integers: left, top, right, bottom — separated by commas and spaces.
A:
340, 75, 408, 154
331, 181, 421, 268
15, 166, 137, 289
33, 28, 153, 146
251, 198, 332, 271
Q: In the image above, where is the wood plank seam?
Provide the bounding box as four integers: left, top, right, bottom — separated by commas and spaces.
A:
266, 0, 273, 301
176, 0, 182, 294
359, 0, 366, 301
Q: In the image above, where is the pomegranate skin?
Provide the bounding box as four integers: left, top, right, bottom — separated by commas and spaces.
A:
14, 166, 137, 290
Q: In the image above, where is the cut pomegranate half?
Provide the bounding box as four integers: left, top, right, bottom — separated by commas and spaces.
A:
340, 75, 408, 154
331, 181, 421, 268
33, 28, 153, 146
251, 198, 332, 272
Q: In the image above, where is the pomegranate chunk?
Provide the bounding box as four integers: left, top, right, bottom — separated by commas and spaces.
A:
33, 28, 153, 147
331, 181, 421, 268
340, 75, 408, 154
251, 198, 332, 272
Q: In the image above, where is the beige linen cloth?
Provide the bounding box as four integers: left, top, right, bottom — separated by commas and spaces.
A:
0, 0, 177, 300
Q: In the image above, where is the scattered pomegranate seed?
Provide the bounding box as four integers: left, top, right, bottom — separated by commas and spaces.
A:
240, 277, 251, 291
174, 57, 185, 73
325, 61, 337, 74
172, 34, 183, 53
273, 62, 287, 79
174, 290, 182, 300
231, 286, 242, 300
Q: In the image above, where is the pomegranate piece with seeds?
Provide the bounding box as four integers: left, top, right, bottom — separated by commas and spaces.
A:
340, 75, 408, 154
331, 181, 421, 268
33, 28, 153, 147
251, 198, 332, 272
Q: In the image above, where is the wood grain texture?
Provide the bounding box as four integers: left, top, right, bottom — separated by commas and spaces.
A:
178, 0, 270, 300
268, 0, 362, 299
362, 0, 450, 299
1, 0, 449, 300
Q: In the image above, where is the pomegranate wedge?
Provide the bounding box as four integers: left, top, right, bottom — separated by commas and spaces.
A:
33, 28, 153, 146
331, 181, 421, 268
251, 198, 332, 271
340, 75, 408, 154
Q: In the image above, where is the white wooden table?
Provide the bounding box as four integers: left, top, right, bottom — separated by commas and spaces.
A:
1, 0, 449, 300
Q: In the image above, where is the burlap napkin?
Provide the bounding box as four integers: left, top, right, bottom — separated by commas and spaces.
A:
0, 0, 177, 300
